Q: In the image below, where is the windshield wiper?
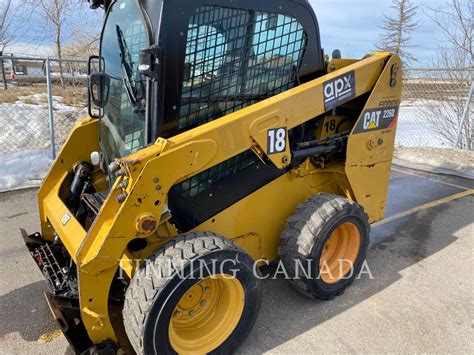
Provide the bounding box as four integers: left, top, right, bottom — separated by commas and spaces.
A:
116, 25, 145, 113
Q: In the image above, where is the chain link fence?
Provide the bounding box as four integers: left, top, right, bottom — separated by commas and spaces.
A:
0, 55, 89, 161
397, 68, 473, 150
1, 57, 473, 162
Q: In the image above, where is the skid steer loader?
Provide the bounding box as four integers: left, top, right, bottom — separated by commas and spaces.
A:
21, 0, 402, 353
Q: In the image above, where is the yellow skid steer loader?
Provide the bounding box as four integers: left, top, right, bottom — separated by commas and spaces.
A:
21, 0, 402, 353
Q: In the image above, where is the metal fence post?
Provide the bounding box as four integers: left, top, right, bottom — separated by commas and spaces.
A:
46, 57, 56, 159
454, 81, 474, 149
0, 51, 7, 90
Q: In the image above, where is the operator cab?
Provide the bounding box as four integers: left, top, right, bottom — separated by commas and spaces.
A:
89, 0, 325, 171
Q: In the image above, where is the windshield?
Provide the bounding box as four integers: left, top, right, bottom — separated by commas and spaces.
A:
99, 0, 148, 164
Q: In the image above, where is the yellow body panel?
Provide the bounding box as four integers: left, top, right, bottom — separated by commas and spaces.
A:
195, 162, 348, 262
345, 55, 402, 222
38, 118, 99, 255
36, 53, 401, 344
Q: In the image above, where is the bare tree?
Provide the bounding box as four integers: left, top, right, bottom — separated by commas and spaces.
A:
26, 0, 81, 86
0, 0, 18, 89
0, 0, 15, 50
63, 26, 101, 59
376, 0, 420, 65
61, 26, 100, 78
423, 0, 473, 64
421, 0, 473, 149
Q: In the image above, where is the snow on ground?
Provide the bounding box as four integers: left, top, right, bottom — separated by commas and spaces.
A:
0, 149, 52, 192
0, 93, 85, 191
396, 100, 451, 148
0, 94, 84, 154
0, 102, 51, 151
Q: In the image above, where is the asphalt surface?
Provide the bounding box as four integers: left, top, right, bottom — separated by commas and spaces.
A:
0, 166, 473, 354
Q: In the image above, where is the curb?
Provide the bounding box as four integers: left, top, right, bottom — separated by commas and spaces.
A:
393, 157, 474, 180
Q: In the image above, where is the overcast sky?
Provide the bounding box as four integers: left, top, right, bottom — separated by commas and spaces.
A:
311, 0, 447, 65
9, 0, 448, 66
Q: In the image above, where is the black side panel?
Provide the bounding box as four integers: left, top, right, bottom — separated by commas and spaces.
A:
169, 150, 284, 231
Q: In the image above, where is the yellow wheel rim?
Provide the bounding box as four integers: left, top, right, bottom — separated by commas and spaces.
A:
169, 274, 245, 354
319, 222, 361, 284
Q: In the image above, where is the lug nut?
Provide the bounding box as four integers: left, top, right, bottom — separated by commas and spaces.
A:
204, 287, 210, 294
116, 192, 128, 203
200, 300, 207, 307
189, 309, 195, 316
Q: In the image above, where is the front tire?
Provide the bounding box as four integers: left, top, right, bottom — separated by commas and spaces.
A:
279, 193, 370, 300
123, 232, 262, 355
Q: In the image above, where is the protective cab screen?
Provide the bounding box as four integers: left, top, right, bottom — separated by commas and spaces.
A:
178, 5, 308, 130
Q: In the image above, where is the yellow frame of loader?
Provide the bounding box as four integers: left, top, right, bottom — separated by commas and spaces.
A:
36, 53, 402, 343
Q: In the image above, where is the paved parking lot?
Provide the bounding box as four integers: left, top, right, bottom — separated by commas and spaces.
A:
1, 166, 473, 354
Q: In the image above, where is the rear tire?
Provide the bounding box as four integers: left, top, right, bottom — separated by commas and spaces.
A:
123, 232, 262, 355
279, 193, 370, 300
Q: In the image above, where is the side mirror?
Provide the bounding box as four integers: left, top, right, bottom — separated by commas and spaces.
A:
88, 0, 112, 11
88, 55, 100, 118
89, 73, 106, 106
88, 55, 109, 118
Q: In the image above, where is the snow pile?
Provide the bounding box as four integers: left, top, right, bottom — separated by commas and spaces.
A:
17, 93, 49, 103
394, 147, 474, 180
0, 103, 51, 151
0, 94, 85, 154
0, 93, 85, 192
396, 100, 452, 148
0, 149, 53, 192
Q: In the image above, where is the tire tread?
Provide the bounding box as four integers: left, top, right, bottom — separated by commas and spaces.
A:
278, 193, 369, 300
123, 232, 243, 354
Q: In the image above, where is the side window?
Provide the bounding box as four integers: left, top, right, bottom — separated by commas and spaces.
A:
178, 6, 307, 130
180, 23, 227, 130
249, 13, 305, 93
183, 25, 227, 86
121, 22, 147, 153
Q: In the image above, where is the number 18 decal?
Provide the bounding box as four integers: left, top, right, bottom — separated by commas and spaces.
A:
267, 128, 287, 154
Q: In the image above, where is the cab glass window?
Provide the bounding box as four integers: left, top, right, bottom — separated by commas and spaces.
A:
99, 0, 148, 163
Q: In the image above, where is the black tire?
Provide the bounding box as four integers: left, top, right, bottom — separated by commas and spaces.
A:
123, 232, 262, 355
278, 193, 370, 300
